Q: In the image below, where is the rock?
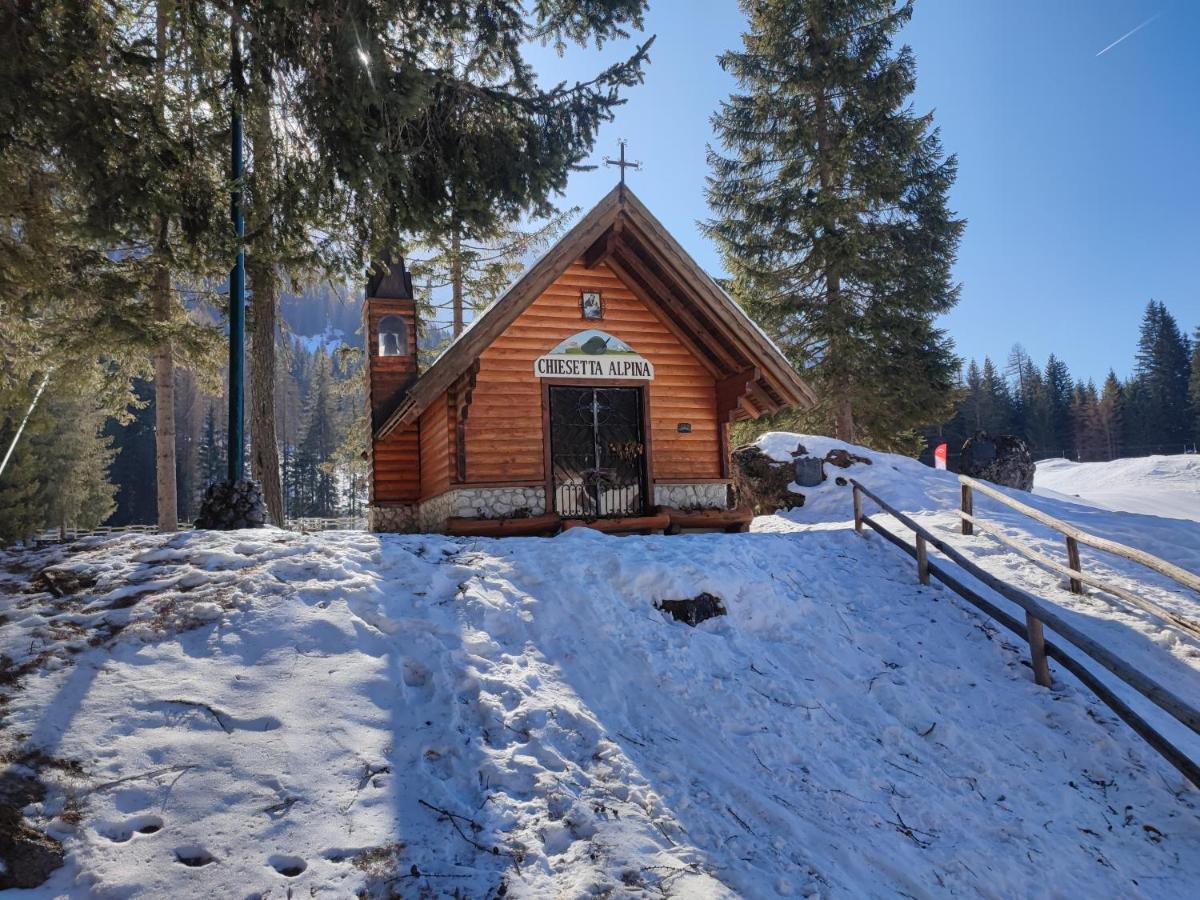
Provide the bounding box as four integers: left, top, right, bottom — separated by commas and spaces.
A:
730, 444, 806, 514
824, 448, 873, 469
194, 480, 269, 530
657, 593, 726, 626
960, 431, 1035, 492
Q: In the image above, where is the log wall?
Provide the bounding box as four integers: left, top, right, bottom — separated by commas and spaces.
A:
462, 260, 722, 485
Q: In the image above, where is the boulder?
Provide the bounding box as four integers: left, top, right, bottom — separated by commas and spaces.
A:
194, 480, 269, 530
960, 431, 1035, 492
730, 443, 806, 514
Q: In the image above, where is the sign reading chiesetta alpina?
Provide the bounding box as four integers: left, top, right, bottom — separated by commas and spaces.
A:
533, 330, 654, 381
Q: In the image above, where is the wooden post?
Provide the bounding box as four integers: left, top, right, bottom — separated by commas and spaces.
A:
853, 484, 863, 535
916, 534, 929, 585
961, 482, 973, 535
1066, 536, 1082, 594
1025, 613, 1052, 687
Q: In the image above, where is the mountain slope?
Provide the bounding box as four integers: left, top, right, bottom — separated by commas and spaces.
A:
1, 437, 1198, 897
1035, 455, 1200, 522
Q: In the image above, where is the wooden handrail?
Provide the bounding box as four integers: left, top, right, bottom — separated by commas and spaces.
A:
852, 479, 1200, 738
959, 511, 1200, 639
857, 505, 1200, 787
959, 475, 1200, 595
859, 480, 1195, 787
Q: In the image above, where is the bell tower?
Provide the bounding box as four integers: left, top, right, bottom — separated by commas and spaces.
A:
364, 256, 418, 433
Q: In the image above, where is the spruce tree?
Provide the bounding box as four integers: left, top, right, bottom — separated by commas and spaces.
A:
411, 209, 575, 345
1043, 355, 1074, 454
294, 351, 338, 517
1097, 371, 1125, 461
705, 0, 963, 452
961, 361, 985, 430
236, 2, 650, 525
0, 372, 117, 544
1069, 379, 1103, 461
1131, 300, 1191, 448
980, 357, 1014, 434
1005, 344, 1037, 437
1189, 327, 1200, 445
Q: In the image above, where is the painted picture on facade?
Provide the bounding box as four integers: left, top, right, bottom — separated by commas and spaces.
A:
552, 330, 637, 356
535, 330, 654, 379
581, 290, 603, 320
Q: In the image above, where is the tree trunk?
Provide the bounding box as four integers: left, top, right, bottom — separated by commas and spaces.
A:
152, 4, 177, 532
152, 257, 178, 532
814, 75, 854, 444
247, 79, 284, 525
451, 229, 464, 337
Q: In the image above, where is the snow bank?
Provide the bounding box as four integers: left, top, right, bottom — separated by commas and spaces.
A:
1035, 455, 1200, 522
1, 436, 1199, 897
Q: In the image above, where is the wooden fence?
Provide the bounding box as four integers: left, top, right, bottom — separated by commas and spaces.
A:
33, 517, 366, 543
959, 475, 1200, 639
851, 478, 1200, 788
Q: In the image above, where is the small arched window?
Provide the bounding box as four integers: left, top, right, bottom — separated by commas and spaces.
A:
377, 314, 408, 357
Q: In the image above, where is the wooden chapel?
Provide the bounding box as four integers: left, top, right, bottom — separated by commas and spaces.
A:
363, 184, 815, 536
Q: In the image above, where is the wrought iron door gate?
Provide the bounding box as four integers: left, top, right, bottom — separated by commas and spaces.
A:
549, 386, 647, 518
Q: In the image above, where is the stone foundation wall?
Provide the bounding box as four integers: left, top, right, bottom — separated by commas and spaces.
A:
445, 486, 546, 520
654, 482, 730, 511
415, 492, 453, 533
368, 503, 419, 533
367, 486, 547, 533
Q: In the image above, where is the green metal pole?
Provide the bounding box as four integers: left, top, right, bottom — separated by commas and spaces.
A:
228, 8, 246, 483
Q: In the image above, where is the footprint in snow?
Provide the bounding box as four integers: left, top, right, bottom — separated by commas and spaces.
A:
174, 845, 216, 867
401, 659, 434, 703
268, 854, 307, 877
98, 814, 164, 843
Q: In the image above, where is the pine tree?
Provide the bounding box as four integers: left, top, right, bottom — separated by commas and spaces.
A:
960, 361, 985, 430
1131, 300, 1192, 449
1043, 355, 1074, 454
1069, 380, 1104, 461
411, 209, 575, 346
705, 0, 963, 452
2, 2, 229, 534
197, 402, 225, 499
1005, 344, 1037, 436
0, 373, 116, 544
236, 2, 650, 525
980, 357, 1015, 434
1096, 371, 1125, 461
1189, 326, 1200, 445
294, 351, 339, 517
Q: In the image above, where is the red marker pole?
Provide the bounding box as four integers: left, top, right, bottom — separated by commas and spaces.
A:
934, 443, 948, 471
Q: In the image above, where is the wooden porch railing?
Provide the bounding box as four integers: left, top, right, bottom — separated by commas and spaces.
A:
851, 478, 1200, 788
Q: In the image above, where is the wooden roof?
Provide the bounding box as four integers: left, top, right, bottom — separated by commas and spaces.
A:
376, 184, 817, 438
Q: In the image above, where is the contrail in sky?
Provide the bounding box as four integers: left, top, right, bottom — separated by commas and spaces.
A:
1096, 13, 1161, 57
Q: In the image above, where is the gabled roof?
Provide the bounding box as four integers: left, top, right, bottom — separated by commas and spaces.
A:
376, 184, 816, 438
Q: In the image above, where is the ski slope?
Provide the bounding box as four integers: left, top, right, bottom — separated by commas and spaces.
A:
1035, 454, 1200, 523
1, 435, 1198, 897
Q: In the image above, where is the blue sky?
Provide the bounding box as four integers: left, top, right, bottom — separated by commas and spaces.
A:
524, 0, 1199, 383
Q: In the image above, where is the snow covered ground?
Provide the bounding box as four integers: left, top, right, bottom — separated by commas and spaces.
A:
1035, 454, 1200, 522
1, 434, 1198, 897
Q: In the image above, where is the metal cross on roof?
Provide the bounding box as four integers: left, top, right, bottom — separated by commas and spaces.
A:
604, 139, 642, 184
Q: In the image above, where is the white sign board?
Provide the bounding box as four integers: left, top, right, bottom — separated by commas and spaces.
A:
533, 330, 654, 381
